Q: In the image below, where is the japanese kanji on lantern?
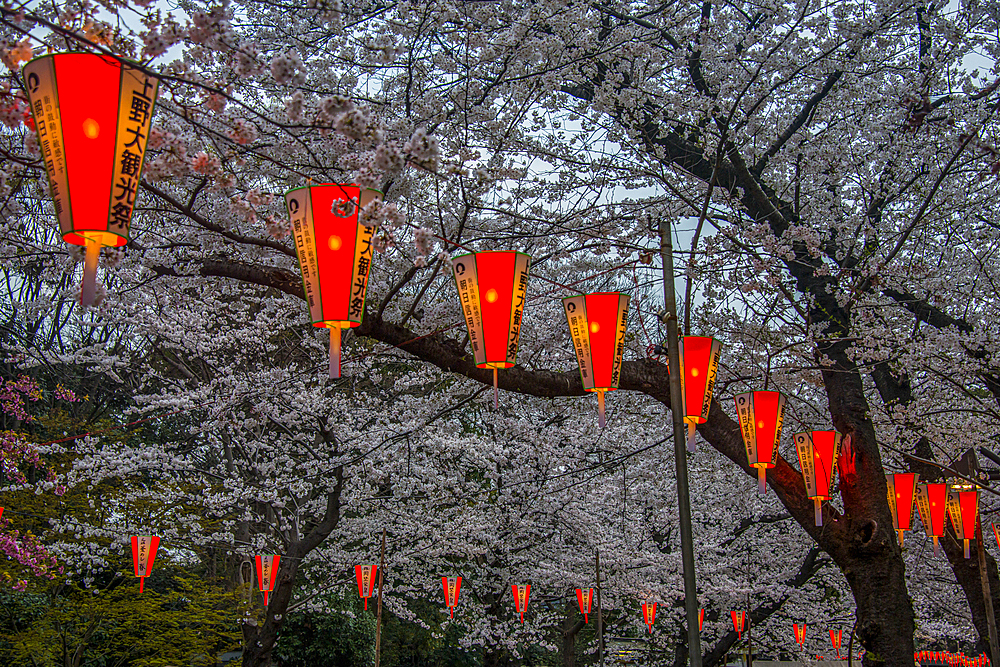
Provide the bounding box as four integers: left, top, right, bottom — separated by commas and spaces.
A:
285, 184, 380, 379
731, 610, 745, 639
512, 584, 530, 623
916, 482, 949, 556
830, 628, 842, 658
947, 488, 978, 558
677, 336, 722, 452
734, 390, 786, 494
563, 292, 629, 428
443, 576, 462, 618
794, 430, 845, 526
641, 601, 656, 633
131, 535, 160, 593
356, 564, 376, 610
23, 53, 158, 308
451, 251, 530, 409
256, 554, 280, 606
793, 622, 806, 645
576, 587, 593, 623
886, 473, 919, 546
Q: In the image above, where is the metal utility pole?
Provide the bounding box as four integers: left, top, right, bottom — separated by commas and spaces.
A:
658, 218, 703, 667
374, 529, 387, 667
596, 549, 604, 667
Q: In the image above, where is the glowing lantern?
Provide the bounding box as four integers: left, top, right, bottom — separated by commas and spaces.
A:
641, 601, 656, 633
794, 430, 845, 526
356, 564, 376, 610
731, 610, 745, 639
563, 292, 629, 427
886, 473, 919, 546
285, 184, 380, 379
994, 523, 1000, 553
443, 576, 462, 618
576, 588, 593, 623
0, 507, 4, 522
793, 623, 806, 645
734, 390, 787, 494
916, 482, 949, 556
677, 336, 722, 452
255, 554, 280, 606
947, 489, 979, 558
512, 584, 530, 623
23, 54, 158, 307
451, 251, 531, 408
830, 628, 842, 658
131, 535, 159, 593
699, 608, 704, 631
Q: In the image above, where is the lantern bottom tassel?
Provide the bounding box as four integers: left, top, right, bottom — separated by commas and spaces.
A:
933, 535, 940, 557
597, 390, 605, 428
686, 422, 697, 453
965, 538, 971, 559
757, 467, 766, 495
329, 326, 342, 379
493, 368, 499, 410
814, 498, 823, 526
80, 237, 101, 307
898, 530, 905, 547
139, 577, 144, 593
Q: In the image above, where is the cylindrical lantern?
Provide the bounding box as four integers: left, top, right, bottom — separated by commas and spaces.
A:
886, 473, 919, 546
131, 535, 160, 593
794, 430, 845, 526
356, 564, 376, 610
699, 607, 704, 632
916, 482, 949, 556
511, 584, 530, 622
734, 390, 786, 494
731, 610, 745, 639
24, 54, 158, 307
255, 554, 280, 606
563, 292, 629, 427
451, 251, 531, 408
576, 587, 593, 623
678, 336, 722, 452
830, 628, 842, 658
947, 489, 978, 558
794, 622, 807, 645
443, 575, 462, 618
642, 601, 656, 633
285, 184, 380, 379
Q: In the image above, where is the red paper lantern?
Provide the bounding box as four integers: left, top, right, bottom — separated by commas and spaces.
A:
916, 482, 949, 556
641, 601, 656, 633
830, 628, 842, 658
947, 489, 978, 558
451, 251, 531, 408
794, 430, 845, 526
356, 564, 376, 610
443, 576, 462, 618
255, 554, 280, 606
563, 292, 629, 427
0, 507, 4, 522
576, 587, 593, 623
24, 54, 158, 307
699, 607, 704, 631
131, 535, 160, 593
793, 622, 807, 645
678, 337, 722, 452
285, 184, 380, 378
731, 610, 745, 638
886, 473, 919, 546
734, 390, 786, 494
512, 584, 530, 623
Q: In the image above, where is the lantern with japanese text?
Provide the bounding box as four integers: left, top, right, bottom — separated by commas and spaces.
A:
451, 251, 531, 408
256, 554, 280, 606
512, 584, 530, 623
794, 623, 806, 645
734, 390, 786, 494
947, 489, 979, 558
356, 564, 376, 610
563, 292, 629, 427
916, 482, 949, 556
443, 576, 462, 618
830, 628, 842, 658
641, 601, 656, 633
699, 607, 704, 632
677, 336, 722, 452
131, 535, 159, 593
24, 53, 158, 307
794, 430, 845, 526
731, 611, 745, 639
577, 588, 593, 623
886, 473, 919, 546
285, 184, 380, 379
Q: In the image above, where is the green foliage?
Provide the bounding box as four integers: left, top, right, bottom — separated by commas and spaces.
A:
273, 598, 375, 667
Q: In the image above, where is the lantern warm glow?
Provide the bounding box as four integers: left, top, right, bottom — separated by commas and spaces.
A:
256, 554, 280, 606
794, 430, 845, 526
830, 628, 842, 658
563, 292, 629, 427
577, 588, 593, 623
356, 564, 376, 610
451, 251, 531, 408
131, 535, 160, 593
677, 337, 722, 452
512, 584, 530, 623
443, 576, 462, 618
285, 184, 380, 379
886, 473, 919, 546
734, 390, 786, 494
699, 607, 704, 631
24, 53, 159, 307
947, 489, 979, 558
916, 482, 949, 556
794, 623, 807, 645
642, 601, 656, 633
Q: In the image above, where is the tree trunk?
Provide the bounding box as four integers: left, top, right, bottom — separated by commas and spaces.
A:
562, 597, 585, 667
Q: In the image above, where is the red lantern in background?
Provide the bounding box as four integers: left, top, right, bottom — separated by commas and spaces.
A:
443, 576, 462, 618
886, 473, 919, 546
734, 390, 786, 494
451, 251, 531, 408
731, 610, 745, 639
255, 554, 280, 606
285, 184, 380, 379
830, 628, 842, 659
512, 584, 530, 623
356, 564, 376, 610
131, 535, 160, 593
794, 430, 845, 526
24, 53, 158, 307
947, 489, 978, 558
563, 292, 629, 427
699, 607, 704, 631
916, 482, 949, 556
677, 337, 722, 452
641, 601, 656, 633
794, 622, 807, 645
577, 588, 593, 623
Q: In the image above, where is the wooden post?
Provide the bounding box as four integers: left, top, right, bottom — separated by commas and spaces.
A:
596, 550, 604, 667
976, 516, 1000, 666
374, 528, 387, 667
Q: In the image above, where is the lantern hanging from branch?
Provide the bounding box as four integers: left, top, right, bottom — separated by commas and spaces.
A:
285, 184, 380, 379
886, 473, 919, 546
24, 53, 158, 307
794, 430, 845, 526
356, 564, 376, 610
443, 576, 462, 618
794, 623, 807, 645
576, 588, 593, 623
916, 482, 949, 556
563, 292, 629, 428
734, 390, 787, 494
451, 251, 531, 409
255, 554, 280, 606
677, 336, 722, 452
512, 584, 530, 623
830, 628, 842, 658
947, 489, 979, 558
642, 601, 656, 633
131, 535, 160, 593
731, 610, 745, 639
